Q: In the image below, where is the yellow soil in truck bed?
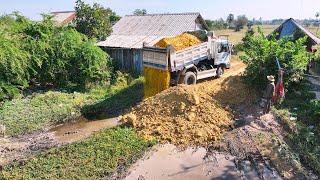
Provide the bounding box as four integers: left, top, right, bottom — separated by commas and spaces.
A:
155, 33, 202, 51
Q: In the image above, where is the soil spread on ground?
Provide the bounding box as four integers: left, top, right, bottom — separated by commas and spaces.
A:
122, 59, 257, 147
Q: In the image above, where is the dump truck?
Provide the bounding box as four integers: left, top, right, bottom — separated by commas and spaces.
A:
143, 32, 232, 85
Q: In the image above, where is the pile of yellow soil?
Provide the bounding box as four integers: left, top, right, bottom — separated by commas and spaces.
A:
123, 60, 256, 147
123, 85, 234, 147
155, 33, 202, 51
144, 67, 170, 98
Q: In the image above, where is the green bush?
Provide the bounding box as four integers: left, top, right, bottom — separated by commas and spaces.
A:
24, 15, 111, 89
240, 28, 310, 90
0, 14, 112, 101
0, 16, 30, 100
273, 81, 320, 175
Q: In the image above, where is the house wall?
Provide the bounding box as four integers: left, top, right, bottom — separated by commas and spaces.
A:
103, 47, 143, 73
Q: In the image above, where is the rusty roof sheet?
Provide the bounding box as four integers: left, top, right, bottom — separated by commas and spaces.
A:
98, 12, 208, 48
52, 11, 76, 26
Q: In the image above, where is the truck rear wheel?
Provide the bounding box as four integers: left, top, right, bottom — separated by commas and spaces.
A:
184, 72, 197, 85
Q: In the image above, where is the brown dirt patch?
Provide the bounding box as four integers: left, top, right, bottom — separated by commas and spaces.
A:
122, 59, 256, 147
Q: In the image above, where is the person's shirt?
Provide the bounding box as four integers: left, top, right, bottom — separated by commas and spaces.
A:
265, 82, 275, 99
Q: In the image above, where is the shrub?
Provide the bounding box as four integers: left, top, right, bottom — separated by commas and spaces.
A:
0, 16, 30, 100
240, 28, 310, 90
273, 81, 320, 175
0, 13, 112, 101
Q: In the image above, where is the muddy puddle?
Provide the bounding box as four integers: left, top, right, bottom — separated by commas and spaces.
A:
124, 144, 280, 180
50, 117, 121, 144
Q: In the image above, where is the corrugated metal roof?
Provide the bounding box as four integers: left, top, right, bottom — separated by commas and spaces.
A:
271, 18, 320, 45
97, 35, 165, 49
51, 11, 76, 26
99, 12, 209, 48
290, 19, 320, 45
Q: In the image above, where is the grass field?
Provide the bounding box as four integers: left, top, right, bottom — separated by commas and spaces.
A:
0, 72, 143, 137
1, 127, 155, 179
215, 25, 320, 44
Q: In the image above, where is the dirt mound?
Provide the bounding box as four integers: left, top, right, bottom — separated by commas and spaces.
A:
123, 60, 254, 147
122, 85, 233, 147
155, 33, 202, 51
212, 76, 257, 106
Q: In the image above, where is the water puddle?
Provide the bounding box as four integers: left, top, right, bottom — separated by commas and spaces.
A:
50, 117, 121, 143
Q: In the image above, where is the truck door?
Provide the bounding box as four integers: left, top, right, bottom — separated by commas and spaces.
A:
214, 42, 231, 67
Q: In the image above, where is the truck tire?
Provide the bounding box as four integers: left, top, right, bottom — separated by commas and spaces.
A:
216, 67, 224, 78
184, 72, 197, 85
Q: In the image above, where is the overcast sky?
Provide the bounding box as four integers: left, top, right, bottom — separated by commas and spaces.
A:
0, 0, 320, 20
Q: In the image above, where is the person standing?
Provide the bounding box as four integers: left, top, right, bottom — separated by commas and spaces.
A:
263, 75, 275, 114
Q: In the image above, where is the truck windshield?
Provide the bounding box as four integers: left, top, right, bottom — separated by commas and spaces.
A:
218, 43, 229, 53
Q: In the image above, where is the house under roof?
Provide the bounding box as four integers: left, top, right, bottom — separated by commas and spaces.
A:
98, 12, 209, 73
51, 11, 76, 26
98, 12, 209, 49
271, 18, 320, 50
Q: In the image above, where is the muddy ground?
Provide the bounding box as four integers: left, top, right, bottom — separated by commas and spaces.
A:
0, 117, 120, 166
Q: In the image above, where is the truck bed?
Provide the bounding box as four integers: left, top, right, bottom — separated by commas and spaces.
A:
143, 41, 211, 72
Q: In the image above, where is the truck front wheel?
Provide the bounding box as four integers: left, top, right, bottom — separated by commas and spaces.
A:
184, 72, 197, 85
216, 67, 224, 78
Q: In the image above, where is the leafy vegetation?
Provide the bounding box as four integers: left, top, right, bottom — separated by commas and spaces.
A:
1, 127, 155, 179
0, 72, 143, 136
0, 14, 30, 100
233, 15, 249, 31
133, 9, 147, 16
205, 14, 249, 31
240, 28, 310, 90
272, 81, 320, 175
75, 0, 120, 40
83, 77, 144, 119
0, 13, 111, 101
205, 19, 228, 30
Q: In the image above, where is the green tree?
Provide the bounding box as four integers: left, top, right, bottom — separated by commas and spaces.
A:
234, 15, 248, 31
241, 28, 309, 90
75, 0, 117, 40
0, 13, 31, 100
226, 13, 234, 26
24, 15, 111, 89
0, 13, 112, 101
205, 18, 227, 30
133, 9, 147, 15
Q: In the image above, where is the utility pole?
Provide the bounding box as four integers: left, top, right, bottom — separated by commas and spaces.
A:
316, 12, 320, 34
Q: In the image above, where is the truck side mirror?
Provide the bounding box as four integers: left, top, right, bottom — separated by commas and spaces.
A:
143, 42, 148, 47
